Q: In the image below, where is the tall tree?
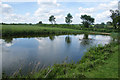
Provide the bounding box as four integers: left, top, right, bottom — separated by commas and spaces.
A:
65, 13, 73, 24
49, 15, 56, 24
110, 10, 117, 29
80, 14, 94, 28
38, 21, 42, 24
115, 10, 120, 29
110, 10, 120, 29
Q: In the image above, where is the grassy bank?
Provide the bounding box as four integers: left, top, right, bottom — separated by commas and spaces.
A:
31, 42, 118, 78
1, 25, 118, 37
37, 24, 118, 33
2, 41, 118, 79
32, 42, 118, 78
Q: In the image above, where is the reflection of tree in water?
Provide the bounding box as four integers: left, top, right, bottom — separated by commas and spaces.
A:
65, 36, 72, 44
49, 36, 55, 41
80, 34, 93, 46
83, 34, 88, 39
3, 37, 13, 43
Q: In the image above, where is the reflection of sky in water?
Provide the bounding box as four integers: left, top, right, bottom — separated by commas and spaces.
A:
0, 39, 2, 79
2, 34, 112, 75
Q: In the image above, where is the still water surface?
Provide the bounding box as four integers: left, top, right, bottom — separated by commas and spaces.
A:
1, 34, 112, 75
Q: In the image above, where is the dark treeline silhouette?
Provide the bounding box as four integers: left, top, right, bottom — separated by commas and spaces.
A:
0, 23, 33, 25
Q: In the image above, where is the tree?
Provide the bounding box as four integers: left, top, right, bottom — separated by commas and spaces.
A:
110, 10, 120, 29
101, 22, 105, 25
116, 10, 120, 29
38, 21, 42, 24
49, 15, 56, 24
117, 16, 120, 29
80, 14, 94, 28
65, 13, 73, 24
110, 10, 117, 29
106, 21, 112, 25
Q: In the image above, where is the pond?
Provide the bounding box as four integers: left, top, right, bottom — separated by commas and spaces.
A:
1, 34, 112, 75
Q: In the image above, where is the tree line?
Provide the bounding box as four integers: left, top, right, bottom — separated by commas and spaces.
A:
48, 13, 94, 28
46, 9, 120, 29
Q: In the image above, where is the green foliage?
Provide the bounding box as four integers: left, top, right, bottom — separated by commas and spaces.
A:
38, 21, 42, 24
94, 24, 106, 28
65, 13, 73, 24
106, 21, 112, 26
81, 14, 94, 28
110, 10, 120, 29
49, 15, 56, 24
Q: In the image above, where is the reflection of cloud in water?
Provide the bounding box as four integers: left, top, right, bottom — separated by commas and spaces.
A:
0, 39, 13, 47
35, 37, 64, 55
2, 38, 20, 47
2, 41, 13, 47
89, 35, 111, 41
74, 34, 84, 39
35, 38, 50, 49
0, 39, 2, 45
5, 43, 13, 47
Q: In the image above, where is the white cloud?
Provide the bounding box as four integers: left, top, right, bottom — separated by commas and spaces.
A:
94, 0, 118, 23
34, 0, 64, 23
2, 13, 37, 23
0, 2, 38, 23
76, 13, 93, 17
37, 0, 60, 7
0, 2, 13, 15
1, 0, 119, 24
95, 10, 111, 23
76, 0, 118, 23
98, 1, 118, 10
79, 7, 95, 13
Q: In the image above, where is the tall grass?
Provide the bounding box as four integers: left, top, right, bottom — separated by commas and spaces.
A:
2, 25, 118, 37
2, 25, 83, 36
37, 24, 118, 33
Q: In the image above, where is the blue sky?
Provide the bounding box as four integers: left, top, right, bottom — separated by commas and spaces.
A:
0, 0, 119, 24
4, 2, 38, 14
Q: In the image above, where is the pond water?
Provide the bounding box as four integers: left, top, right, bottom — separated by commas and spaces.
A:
1, 34, 112, 75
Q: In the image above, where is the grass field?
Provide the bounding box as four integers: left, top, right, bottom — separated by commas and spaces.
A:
82, 43, 118, 78
1, 24, 118, 37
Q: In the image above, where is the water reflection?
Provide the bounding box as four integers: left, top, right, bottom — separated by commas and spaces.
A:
3, 37, 13, 43
2, 34, 112, 75
80, 34, 93, 46
83, 34, 89, 39
65, 35, 72, 44
49, 36, 55, 41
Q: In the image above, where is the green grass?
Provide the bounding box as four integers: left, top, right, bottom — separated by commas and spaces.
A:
1, 25, 118, 37
82, 44, 118, 78
1, 25, 84, 36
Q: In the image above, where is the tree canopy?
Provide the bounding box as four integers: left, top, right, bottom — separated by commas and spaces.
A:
49, 15, 56, 24
80, 14, 94, 28
65, 13, 73, 24
110, 10, 120, 29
